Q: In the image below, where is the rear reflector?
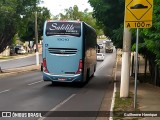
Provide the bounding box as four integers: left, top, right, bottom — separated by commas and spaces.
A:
43, 58, 49, 73
76, 59, 83, 74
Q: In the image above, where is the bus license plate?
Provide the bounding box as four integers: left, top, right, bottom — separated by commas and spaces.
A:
58, 78, 66, 81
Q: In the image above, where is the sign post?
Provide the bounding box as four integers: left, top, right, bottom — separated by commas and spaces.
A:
125, 0, 153, 110
134, 28, 139, 109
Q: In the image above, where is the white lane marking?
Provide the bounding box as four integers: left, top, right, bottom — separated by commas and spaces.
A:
0, 89, 10, 94
96, 61, 106, 71
28, 80, 43, 86
38, 94, 76, 120
109, 82, 116, 120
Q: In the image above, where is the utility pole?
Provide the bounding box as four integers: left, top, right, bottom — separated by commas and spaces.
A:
35, 11, 39, 66
120, 27, 131, 97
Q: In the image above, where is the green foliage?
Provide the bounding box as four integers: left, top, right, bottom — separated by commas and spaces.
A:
56, 5, 103, 36
18, 7, 50, 42
89, 0, 160, 83
112, 24, 124, 48
0, 0, 43, 53
88, 0, 125, 48
12, 34, 17, 45
133, 0, 160, 66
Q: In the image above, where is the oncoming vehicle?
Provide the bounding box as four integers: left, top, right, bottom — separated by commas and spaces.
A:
105, 40, 113, 53
42, 20, 97, 84
97, 53, 105, 61
98, 43, 103, 49
96, 44, 100, 53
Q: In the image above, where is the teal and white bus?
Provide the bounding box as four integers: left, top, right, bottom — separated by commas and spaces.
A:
42, 20, 97, 84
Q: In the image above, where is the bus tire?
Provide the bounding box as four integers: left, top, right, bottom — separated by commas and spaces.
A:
51, 81, 54, 85
52, 81, 58, 86
41, 66, 43, 71
91, 73, 94, 78
86, 69, 90, 81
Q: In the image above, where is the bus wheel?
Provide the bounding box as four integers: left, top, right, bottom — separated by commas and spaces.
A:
91, 73, 94, 78
51, 81, 54, 85
41, 66, 43, 71
52, 81, 58, 86
86, 69, 90, 81
75, 82, 85, 88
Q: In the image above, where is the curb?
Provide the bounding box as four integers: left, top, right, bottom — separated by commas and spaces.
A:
0, 53, 39, 62
109, 82, 117, 120
0, 65, 40, 78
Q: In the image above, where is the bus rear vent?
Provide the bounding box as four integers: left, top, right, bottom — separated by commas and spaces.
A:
48, 48, 78, 55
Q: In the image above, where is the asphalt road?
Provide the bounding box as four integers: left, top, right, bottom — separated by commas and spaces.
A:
0, 49, 116, 120
0, 54, 42, 70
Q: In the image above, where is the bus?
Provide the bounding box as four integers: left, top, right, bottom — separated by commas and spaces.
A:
42, 20, 97, 84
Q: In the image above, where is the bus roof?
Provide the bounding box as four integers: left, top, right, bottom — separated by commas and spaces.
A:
46, 20, 81, 23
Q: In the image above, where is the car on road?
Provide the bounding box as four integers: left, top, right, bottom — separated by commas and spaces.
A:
96, 44, 100, 53
105, 40, 114, 53
98, 43, 103, 49
17, 49, 27, 54
97, 53, 105, 61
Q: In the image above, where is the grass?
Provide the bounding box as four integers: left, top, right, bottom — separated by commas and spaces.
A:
113, 92, 140, 120
0, 54, 29, 60
114, 92, 134, 111
0, 56, 14, 60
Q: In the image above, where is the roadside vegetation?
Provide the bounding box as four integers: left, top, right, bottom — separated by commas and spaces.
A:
0, 0, 103, 71
113, 92, 140, 120
0, 0, 103, 54
0, 56, 14, 60
89, 0, 160, 86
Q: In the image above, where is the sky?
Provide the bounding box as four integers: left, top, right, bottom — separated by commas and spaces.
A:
41, 0, 93, 16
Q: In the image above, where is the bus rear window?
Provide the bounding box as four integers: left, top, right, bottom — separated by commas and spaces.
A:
46, 22, 81, 37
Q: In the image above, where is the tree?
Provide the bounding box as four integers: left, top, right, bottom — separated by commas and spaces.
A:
18, 7, 50, 42
0, 0, 43, 53
131, 0, 160, 85
88, 0, 125, 47
89, 0, 160, 85
57, 5, 103, 36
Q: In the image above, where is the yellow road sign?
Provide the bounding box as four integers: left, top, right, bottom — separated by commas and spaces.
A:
125, 0, 153, 28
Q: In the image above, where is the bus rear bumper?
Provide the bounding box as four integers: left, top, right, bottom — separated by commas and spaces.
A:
43, 72, 83, 82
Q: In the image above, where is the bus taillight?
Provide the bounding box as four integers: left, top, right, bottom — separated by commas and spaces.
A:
76, 59, 83, 74
43, 58, 49, 73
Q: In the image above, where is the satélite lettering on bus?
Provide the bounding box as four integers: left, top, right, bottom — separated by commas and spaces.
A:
49, 23, 74, 31
45, 22, 81, 37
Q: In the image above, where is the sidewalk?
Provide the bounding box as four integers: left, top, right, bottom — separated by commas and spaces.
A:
0, 65, 40, 78
0, 53, 36, 62
116, 58, 160, 120
0, 53, 40, 77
